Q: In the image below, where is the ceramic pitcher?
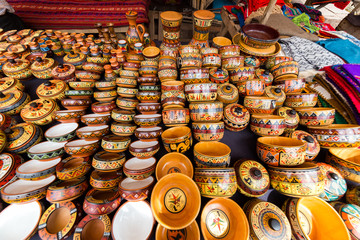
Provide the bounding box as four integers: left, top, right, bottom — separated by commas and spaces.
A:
125, 11, 145, 49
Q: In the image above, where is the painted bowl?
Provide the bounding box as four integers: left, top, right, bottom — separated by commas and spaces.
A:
65, 90, 93, 99
283, 197, 350, 240
76, 125, 109, 141
93, 90, 117, 102
134, 126, 163, 141
346, 186, 360, 205
101, 135, 131, 153
289, 130, 320, 161
156, 221, 200, 240
212, 36, 232, 48
255, 69, 274, 86
64, 139, 99, 157
179, 45, 200, 55
45, 122, 78, 142
156, 152, 193, 180
307, 124, 360, 148
194, 141, 231, 168
143, 46, 160, 60
192, 121, 225, 141
243, 96, 277, 114
16, 157, 61, 181
265, 56, 293, 70
27, 141, 66, 160
162, 107, 190, 127
54, 109, 85, 123
68, 81, 95, 90
82, 62, 104, 73
111, 122, 136, 137
202, 53, 221, 68
284, 93, 318, 108
250, 114, 286, 136
161, 90, 186, 108
161, 126, 192, 153
263, 86, 286, 108
122, 62, 140, 71
240, 23, 279, 49
228, 67, 255, 84
136, 103, 161, 114
161, 80, 184, 92
275, 107, 300, 133
219, 45, 240, 58
116, 97, 139, 110
185, 83, 218, 102
134, 114, 162, 127
61, 98, 91, 111
92, 151, 126, 172
137, 76, 159, 85
117, 87, 138, 98
180, 68, 210, 85
81, 113, 111, 126
244, 56, 261, 68
90, 169, 122, 190
268, 162, 325, 197
151, 173, 201, 230
221, 56, 244, 70
91, 101, 116, 114
56, 156, 91, 181
139, 84, 161, 92
194, 168, 237, 198
159, 58, 177, 71
75, 70, 101, 80
216, 83, 239, 106
317, 162, 347, 201
209, 68, 229, 84
116, 77, 137, 88
273, 78, 305, 93
118, 176, 154, 201
83, 188, 121, 215
270, 61, 299, 80
119, 69, 139, 79
111, 109, 135, 123
237, 78, 265, 96
257, 136, 306, 167
123, 156, 156, 180
129, 140, 159, 159
136, 91, 161, 103
189, 101, 223, 122
178, 53, 202, 69
139, 66, 158, 77
296, 107, 335, 126
326, 148, 360, 183
201, 198, 249, 240
223, 103, 249, 132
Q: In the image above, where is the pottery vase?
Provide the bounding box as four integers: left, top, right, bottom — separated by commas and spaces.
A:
125, 11, 145, 50
160, 11, 183, 53
189, 10, 215, 48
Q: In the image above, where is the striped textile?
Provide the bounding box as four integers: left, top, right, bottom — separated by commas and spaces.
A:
7, 0, 149, 29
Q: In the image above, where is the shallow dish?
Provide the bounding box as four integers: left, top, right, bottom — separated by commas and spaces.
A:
54, 109, 85, 123
134, 114, 162, 127
257, 136, 306, 166
90, 170, 122, 190
111, 109, 136, 123
56, 156, 91, 180
297, 107, 335, 126
95, 80, 116, 91
192, 121, 225, 141
116, 77, 137, 88
156, 152, 193, 180
92, 151, 126, 171
27, 141, 66, 160
326, 148, 360, 183
101, 135, 131, 152
250, 114, 286, 136
123, 157, 156, 180
76, 125, 109, 140
118, 176, 155, 201
16, 157, 61, 181
129, 140, 159, 159
201, 198, 249, 240
83, 188, 121, 215
111, 122, 137, 137
194, 141, 231, 168
156, 221, 200, 240
212, 36, 232, 48
45, 122, 78, 142
64, 139, 99, 157
81, 113, 111, 126
135, 126, 163, 141
243, 96, 276, 114
161, 126, 192, 153
151, 173, 201, 230
284, 93, 318, 108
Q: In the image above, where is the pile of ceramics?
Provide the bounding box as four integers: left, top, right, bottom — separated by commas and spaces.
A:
0, 8, 359, 240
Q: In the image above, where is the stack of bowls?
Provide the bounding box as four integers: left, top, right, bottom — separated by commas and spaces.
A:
158, 55, 177, 81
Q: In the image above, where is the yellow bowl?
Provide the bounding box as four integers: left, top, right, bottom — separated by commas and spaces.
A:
327, 148, 360, 183
194, 141, 231, 168
296, 107, 335, 126
156, 152, 193, 180
161, 126, 192, 153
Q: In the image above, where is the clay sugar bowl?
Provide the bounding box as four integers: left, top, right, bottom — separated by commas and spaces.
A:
194, 141, 231, 168
129, 140, 159, 159
151, 173, 201, 230
296, 107, 335, 126
134, 126, 163, 141
250, 114, 286, 136
201, 198, 249, 240
123, 156, 156, 180
283, 197, 350, 240
268, 162, 325, 197
156, 152, 193, 180
64, 139, 99, 157
118, 176, 155, 201
257, 136, 306, 167
161, 126, 192, 153
326, 148, 360, 183
244, 96, 276, 114
192, 121, 225, 141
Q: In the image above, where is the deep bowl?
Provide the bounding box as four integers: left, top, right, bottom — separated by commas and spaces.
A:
134, 114, 162, 127
297, 107, 335, 126
189, 101, 223, 122
123, 157, 156, 180
161, 126, 192, 153
327, 148, 360, 183
250, 114, 285, 136
284, 93, 318, 108
45, 122, 78, 142
134, 126, 163, 141
192, 121, 225, 141
64, 139, 99, 157
194, 141, 231, 168
129, 140, 159, 159
241, 23, 280, 49
118, 176, 154, 201
244, 96, 276, 114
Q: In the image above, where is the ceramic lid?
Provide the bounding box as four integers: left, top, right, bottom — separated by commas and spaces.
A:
317, 162, 347, 201
36, 80, 68, 98
193, 10, 215, 20
31, 57, 56, 72
264, 86, 286, 101
51, 63, 75, 78
7, 123, 41, 152
0, 77, 21, 93
333, 203, 360, 240
21, 99, 58, 121
255, 69, 273, 81
244, 199, 291, 240
8, 44, 27, 54
224, 103, 250, 125
3, 59, 31, 73
64, 51, 86, 64
160, 11, 183, 21
0, 91, 28, 113
276, 107, 299, 126
209, 68, 229, 81
217, 83, 239, 103
289, 130, 320, 161
234, 159, 270, 197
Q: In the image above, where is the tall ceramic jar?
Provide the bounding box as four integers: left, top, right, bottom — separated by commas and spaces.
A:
125, 11, 145, 50
190, 10, 215, 48
160, 11, 183, 55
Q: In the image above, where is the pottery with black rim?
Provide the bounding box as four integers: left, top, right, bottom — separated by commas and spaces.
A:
45, 122, 78, 142
27, 141, 66, 160
134, 114, 162, 127
81, 113, 111, 126
16, 157, 61, 181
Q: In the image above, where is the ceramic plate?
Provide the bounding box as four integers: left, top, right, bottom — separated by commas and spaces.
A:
0, 201, 43, 239
112, 201, 154, 240
156, 220, 200, 240
156, 152, 193, 180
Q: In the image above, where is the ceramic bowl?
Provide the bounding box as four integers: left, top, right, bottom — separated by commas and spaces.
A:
178, 53, 202, 69
134, 126, 163, 141
237, 79, 265, 96
156, 152, 193, 180
111, 109, 135, 123
263, 86, 286, 108
194, 141, 231, 168
95, 80, 116, 91
317, 162, 347, 201
255, 69, 274, 86
81, 113, 111, 126
250, 114, 286, 136
228, 67, 255, 84
284, 93, 318, 108
119, 69, 139, 79
116, 77, 137, 87
54, 109, 85, 123
161, 80, 184, 92
61, 98, 91, 111
129, 140, 159, 159
185, 83, 218, 102
93, 90, 117, 102
139, 66, 158, 77
189, 101, 223, 122
275, 107, 300, 133
83, 188, 121, 215
244, 56, 261, 68
201, 198, 249, 240
307, 124, 360, 148
90, 170, 122, 190
156, 221, 200, 240
136, 91, 161, 103
209, 68, 229, 84
212, 36, 232, 48
92, 151, 126, 172
117, 87, 138, 98
139, 84, 161, 92
346, 187, 360, 205
68, 81, 95, 90
243, 96, 277, 114
75, 70, 101, 80
289, 130, 320, 161
257, 136, 306, 167
194, 168, 237, 198
161, 126, 192, 153
221, 56, 244, 70
161, 90, 186, 108
179, 45, 199, 55
159, 56, 177, 69
134, 114, 162, 127
112, 201, 154, 240
122, 62, 140, 71
192, 121, 225, 141
82, 62, 104, 73
151, 173, 201, 230
268, 162, 325, 197
180, 68, 210, 84
16, 157, 61, 181
296, 107, 335, 126
91, 101, 116, 114
270, 61, 299, 80
157, 68, 177, 82
118, 176, 154, 201
283, 197, 350, 240
116, 97, 139, 110
64, 139, 99, 157
143, 46, 160, 60
27, 141, 66, 160
56, 156, 91, 180
219, 45, 240, 58
326, 148, 360, 183
76, 125, 109, 141
202, 53, 221, 68
273, 78, 305, 93
265, 56, 293, 70
240, 23, 279, 48
65, 90, 93, 99
162, 107, 190, 127
136, 103, 161, 114
223, 103, 250, 132
123, 156, 156, 180
137, 76, 159, 85
101, 135, 131, 152
45, 122, 78, 142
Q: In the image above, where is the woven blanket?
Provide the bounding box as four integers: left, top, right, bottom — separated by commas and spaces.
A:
340, 64, 360, 92
7, 0, 149, 29
317, 39, 360, 64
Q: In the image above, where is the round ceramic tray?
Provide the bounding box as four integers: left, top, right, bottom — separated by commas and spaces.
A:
235, 37, 281, 57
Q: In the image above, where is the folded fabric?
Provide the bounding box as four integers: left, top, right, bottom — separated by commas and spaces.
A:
292, 13, 320, 33
293, 3, 323, 21
311, 21, 335, 31
279, 37, 344, 71
329, 31, 360, 47
317, 39, 360, 64
340, 64, 360, 90
251, 14, 319, 41
332, 65, 360, 96
281, 4, 302, 19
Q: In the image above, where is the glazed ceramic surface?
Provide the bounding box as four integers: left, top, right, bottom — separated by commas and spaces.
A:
326, 148, 360, 183
244, 96, 276, 114
118, 176, 154, 201
237, 79, 265, 96
156, 220, 200, 240
81, 113, 111, 126
27, 141, 66, 160
217, 83, 239, 106
129, 140, 159, 159
250, 115, 286, 136
223, 103, 249, 132
189, 101, 223, 122
101, 135, 131, 153
316, 163, 347, 201
161, 126, 192, 153
192, 121, 224, 141
297, 108, 335, 126
45, 122, 78, 142
194, 141, 231, 168
156, 152, 193, 180
276, 107, 299, 133
289, 130, 320, 161
123, 156, 156, 180
83, 188, 121, 215
135, 126, 163, 141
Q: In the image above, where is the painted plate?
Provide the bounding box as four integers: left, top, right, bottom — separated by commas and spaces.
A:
156, 220, 200, 240
156, 152, 193, 180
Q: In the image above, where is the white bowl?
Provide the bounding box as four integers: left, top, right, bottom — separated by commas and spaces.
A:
119, 176, 154, 190
16, 157, 61, 180
45, 123, 78, 142
124, 157, 156, 170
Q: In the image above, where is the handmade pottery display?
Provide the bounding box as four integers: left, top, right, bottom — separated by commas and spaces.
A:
209, 68, 229, 84
61, 98, 92, 111
27, 141, 65, 160
125, 11, 145, 49
136, 103, 161, 114
134, 114, 161, 127
136, 91, 161, 103
21, 99, 59, 125
346, 186, 360, 205
202, 53, 221, 68
101, 135, 131, 152
243, 96, 276, 114
228, 67, 255, 84
223, 103, 249, 131
161, 90, 186, 108
289, 130, 320, 161
180, 68, 210, 84
212, 36, 231, 48
273, 78, 305, 93
221, 56, 244, 70
81, 113, 111, 126
240, 23, 279, 49
250, 114, 286, 136
90, 170, 122, 190
92, 151, 126, 171
219, 45, 240, 58
2, 58, 32, 80
116, 97, 139, 110
92, 101, 116, 114
326, 148, 360, 183
156, 152, 193, 180
192, 121, 224, 141
161, 126, 192, 153
0, 113, 17, 134
65, 90, 93, 99
51, 63, 76, 82
30, 57, 57, 79
265, 56, 293, 69
194, 141, 231, 168
296, 107, 335, 126
111, 122, 137, 136
56, 156, 91, 180
0, 77, 24, 94
63, 51, 86, 69
73, 214, 111, 240
270, 60, 299, 80
255, 69, 274, 86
